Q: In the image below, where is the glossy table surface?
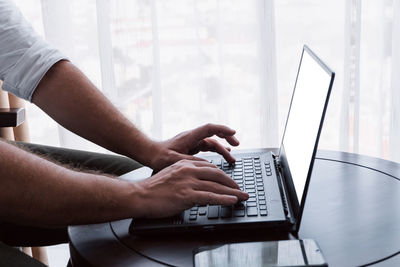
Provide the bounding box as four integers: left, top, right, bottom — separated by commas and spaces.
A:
69, 150, 400, 267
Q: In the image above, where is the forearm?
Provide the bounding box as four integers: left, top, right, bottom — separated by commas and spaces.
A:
31, 60, 157, 167
0, 140, 142, 227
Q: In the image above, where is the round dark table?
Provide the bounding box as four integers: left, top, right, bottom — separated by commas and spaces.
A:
69, 150, 400, 267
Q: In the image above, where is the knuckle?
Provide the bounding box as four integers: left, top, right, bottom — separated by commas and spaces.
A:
180, 165, 193, 173
179, 187, 190, 198
178, 158, 191, 165
173, 164, 196, 176
207, 192, 215, 203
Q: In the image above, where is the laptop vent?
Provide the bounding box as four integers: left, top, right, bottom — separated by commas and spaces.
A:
173, 219, 183, 225
273, 155, 289, 215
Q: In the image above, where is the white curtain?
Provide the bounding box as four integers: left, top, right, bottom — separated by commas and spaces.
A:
14, 0, 400, 163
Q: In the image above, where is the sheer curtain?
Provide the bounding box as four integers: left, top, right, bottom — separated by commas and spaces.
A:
10, 1, 400, 266
14, 0, 400, 163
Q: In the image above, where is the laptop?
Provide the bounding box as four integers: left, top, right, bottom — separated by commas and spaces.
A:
129, 45, 335, 235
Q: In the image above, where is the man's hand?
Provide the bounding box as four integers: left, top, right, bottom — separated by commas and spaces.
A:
149, 123, 240, 172
133, 159, 248, 218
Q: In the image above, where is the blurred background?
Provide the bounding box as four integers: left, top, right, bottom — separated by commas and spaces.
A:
12, 0, 400, 265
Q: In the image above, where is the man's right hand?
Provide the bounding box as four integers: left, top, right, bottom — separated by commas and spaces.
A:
132, 159, 249, 218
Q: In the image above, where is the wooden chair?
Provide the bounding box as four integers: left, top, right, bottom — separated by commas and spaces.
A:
0, 83, 49, 265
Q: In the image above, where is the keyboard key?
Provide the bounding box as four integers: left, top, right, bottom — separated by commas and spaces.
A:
247, 189, 256, 193
248, 197, 257, 202
198, 206, 207, 215
258, 191, 265, 196
259, 205, 267, 210
248, 193, 256, 198
259, 200, 266, 205
247, 207, 258, 216
234, 202, 245, 210
257, 186, 264, 191
234, 209, 245, 217
246, 202, 257, 207
214, 158, 222, 166
208, 206, 219, 219
266, 172, 272, 176
221, 206, 233, 218
190, 210, 198, 216
189, 215, 197, 220
258, 195, 266, 200
260, 210, 268, 216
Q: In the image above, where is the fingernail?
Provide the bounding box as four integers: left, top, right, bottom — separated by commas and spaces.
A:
233, 136, 240, 144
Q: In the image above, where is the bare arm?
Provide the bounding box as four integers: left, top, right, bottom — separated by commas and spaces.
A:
31, 60, 240, 170
0, 140, 137, 227
0, 140, 246, 227
2, 60, 247, 226
32, 60, 157, 168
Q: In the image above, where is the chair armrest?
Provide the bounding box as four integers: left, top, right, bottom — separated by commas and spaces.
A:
0, 108, 25, 127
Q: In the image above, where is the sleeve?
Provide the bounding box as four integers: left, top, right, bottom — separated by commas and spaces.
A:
0, 0, 68, 101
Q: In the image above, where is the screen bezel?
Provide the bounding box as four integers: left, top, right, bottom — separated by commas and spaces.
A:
278, 45, 335, 233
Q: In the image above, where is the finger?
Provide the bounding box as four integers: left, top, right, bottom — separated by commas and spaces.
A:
192, 191, 238, 206
218, 134, 240, 147
179, 154, 208, 163
193, 166, 240, 189
194, 180, 249, 201
199, 138, 236, 163
194, 124, 239, 146
178, 158, 218, 169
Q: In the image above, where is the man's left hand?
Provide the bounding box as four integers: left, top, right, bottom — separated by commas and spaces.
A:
150, 123, 240, 171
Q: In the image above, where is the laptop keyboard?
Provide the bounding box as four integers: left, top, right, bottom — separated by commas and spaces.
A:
188, 157, 272, 221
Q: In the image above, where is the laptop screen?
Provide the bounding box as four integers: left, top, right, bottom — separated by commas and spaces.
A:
280, 47, 333, 204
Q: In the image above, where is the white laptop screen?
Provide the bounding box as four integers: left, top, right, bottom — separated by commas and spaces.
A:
281, 49, 332, 203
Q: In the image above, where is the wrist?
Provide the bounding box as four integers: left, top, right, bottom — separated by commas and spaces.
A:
125, 134, 162, 169
123, 180, 148, 218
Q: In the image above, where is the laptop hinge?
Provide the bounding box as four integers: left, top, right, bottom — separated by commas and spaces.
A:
272, 152, 297, 231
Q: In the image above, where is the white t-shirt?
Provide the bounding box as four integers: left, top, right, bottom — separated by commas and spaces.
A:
0, 0, 67, 101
